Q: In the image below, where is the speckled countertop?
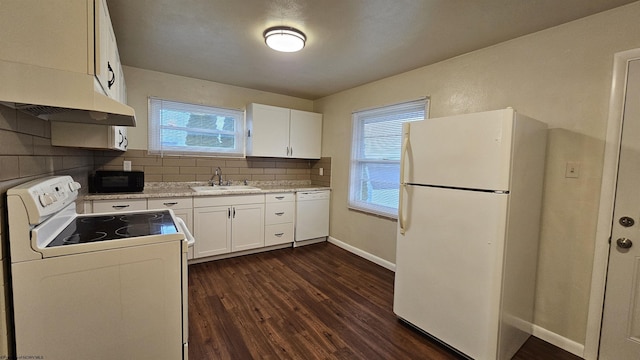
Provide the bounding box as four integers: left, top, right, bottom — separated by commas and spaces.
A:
82, 180, 330, 201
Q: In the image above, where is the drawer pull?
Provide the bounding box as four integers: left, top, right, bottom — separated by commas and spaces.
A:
275, 212, 285, 216
163, 202, 178, 206
112, 205, 130, 209
274, 233, 284, 237
275, 196, 285, 200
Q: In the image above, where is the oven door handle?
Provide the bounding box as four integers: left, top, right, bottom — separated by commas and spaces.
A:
175, 217, 195, 247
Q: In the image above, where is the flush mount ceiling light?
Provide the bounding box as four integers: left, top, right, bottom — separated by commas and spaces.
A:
263, 26, 306, 53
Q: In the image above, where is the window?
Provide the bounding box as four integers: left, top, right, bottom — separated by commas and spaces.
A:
349, 99, 428, 218
148, 98, 245, 157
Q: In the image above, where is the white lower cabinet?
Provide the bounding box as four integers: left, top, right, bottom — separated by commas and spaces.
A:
193, 195, 265, 258
193, 205, 232, 257
230, 203, 266, 252
88, 192, 302, 261
264, 193, 295, 246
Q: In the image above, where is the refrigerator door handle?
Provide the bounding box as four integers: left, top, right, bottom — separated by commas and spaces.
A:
399, 123, 410, 234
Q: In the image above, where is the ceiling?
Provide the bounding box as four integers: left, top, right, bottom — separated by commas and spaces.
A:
106, 0, 637, 100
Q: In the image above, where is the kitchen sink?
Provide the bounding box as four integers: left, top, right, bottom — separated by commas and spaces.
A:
190, 185, 261, 193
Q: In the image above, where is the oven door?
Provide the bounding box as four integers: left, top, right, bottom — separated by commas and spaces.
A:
12, 240, 185, 360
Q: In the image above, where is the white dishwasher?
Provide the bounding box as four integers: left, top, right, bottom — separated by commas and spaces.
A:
295, 190, 330, 245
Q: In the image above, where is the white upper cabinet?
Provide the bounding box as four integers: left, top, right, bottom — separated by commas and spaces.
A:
0, 0, 130, 108
246, 103, 322, 159
94, 0, 126, 103
289, 109, 323, 159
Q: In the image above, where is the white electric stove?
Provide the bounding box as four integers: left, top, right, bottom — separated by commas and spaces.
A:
7, 176, 191, 360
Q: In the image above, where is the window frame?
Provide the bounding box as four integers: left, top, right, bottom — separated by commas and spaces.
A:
348, 98, 429, 218
148, 97, 246, 157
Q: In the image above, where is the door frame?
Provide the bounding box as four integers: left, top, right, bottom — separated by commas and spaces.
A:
586, 48, 640, 359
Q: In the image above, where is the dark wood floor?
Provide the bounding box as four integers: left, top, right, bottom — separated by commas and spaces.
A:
188, 242, 582, 359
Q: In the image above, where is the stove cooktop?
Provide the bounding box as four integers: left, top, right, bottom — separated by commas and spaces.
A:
47, 211, 179, 247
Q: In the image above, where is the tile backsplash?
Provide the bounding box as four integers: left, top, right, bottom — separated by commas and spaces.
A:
94, 150, 331, 186
0, 105, 95, 194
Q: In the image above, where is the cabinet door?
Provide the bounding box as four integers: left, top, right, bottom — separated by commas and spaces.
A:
247, 104, 290, 157
289, 110, 322, 159
231, 203, 265, 252
194, 206, 231, 257
95, 0, 124, 101
94, 0, 112, 95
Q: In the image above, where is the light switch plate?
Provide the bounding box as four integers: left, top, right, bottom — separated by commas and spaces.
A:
123, 160, 132, 172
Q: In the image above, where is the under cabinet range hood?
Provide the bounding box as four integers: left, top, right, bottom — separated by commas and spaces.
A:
0, 60, 136, 127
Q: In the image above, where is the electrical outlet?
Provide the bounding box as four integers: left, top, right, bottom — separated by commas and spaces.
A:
319, 167, 324, 176
123, 161, 132, 172
565, 161, 580, 178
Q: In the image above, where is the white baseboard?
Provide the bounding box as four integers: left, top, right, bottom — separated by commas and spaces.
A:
327, 236, 396, 271
532, 324, 585, 358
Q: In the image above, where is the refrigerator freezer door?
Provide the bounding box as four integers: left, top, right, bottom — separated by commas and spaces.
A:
402, 109, 514, 191
394, 185, 508, 359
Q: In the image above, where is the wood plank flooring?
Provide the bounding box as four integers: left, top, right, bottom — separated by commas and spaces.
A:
188, 242, 582, 359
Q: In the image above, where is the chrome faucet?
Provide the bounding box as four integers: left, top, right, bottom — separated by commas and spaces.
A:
210, 166, 223, 186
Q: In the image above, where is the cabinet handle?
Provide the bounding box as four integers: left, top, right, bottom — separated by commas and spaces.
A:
228, 208, 231, 218
233, 207, 236, 218
275, 212, 284, 216
118, 129, 125, 146
275, 196, 285, 200
163, 202, 178, 206
290, 147, 293, 156
286, 146, 290, 156
275, 233, 284, 237
107, 61, 115, 89
112, 205, 129, 209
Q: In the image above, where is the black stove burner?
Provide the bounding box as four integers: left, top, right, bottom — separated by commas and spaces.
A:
119, 213, 164, 222
62, 232, 107, 245
80, 216, 115, 223
47, 210, 178, 248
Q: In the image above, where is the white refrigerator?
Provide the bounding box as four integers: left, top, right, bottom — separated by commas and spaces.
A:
393, 108, 547, 359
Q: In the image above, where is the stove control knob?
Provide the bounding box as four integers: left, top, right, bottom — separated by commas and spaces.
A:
68, 181, 81, 192
39, 193, 55, 207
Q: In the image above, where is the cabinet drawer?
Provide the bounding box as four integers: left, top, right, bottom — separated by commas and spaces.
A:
266, 193, 295, 203
148, 197, 193, 210
265, 223, 294, 246
92, 199, 147, 213
265, 202, 294, 225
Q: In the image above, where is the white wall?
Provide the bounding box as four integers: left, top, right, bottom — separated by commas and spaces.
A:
314, 2, 640, 345
123, 66, 314, 150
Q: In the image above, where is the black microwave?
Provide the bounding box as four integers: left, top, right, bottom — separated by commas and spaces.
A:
89, 171, 144, 193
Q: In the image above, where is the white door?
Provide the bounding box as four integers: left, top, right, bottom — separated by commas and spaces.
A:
402, 109, 514, 191
394, 185, 508, 359
600, 59, 640, 359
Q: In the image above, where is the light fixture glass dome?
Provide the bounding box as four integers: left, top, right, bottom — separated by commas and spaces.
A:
263, 26, 306, 53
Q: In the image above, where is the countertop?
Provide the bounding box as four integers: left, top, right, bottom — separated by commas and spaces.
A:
82, 181, 331, 201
